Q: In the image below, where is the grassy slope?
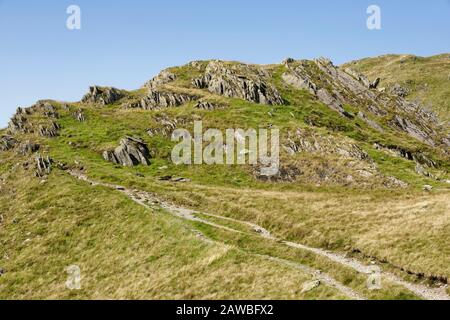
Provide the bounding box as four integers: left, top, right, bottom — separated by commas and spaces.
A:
343, 54, 450, 121
1, 58, 449, 299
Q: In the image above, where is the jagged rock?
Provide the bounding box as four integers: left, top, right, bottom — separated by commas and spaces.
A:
0, 136, 17, 151
8, 113, 31, 134
39, 122, 60, 137
391, 115, 435, 146
82, 86, 124, 105
147, 115, 190, 137
103, 137, 151, 166
18, 141, 40, 155
390, 84, 409, 97
74, 109, 86, 122
423, 185, 433, 191
143, 70, 177, 89
284, 129, 370, 161
138, 90, 197, 110
35, 155, 53, 177
39, 102, 59, 118
192, 61, 283, 105
282, 58, 442, 147
194, 101, 223, 110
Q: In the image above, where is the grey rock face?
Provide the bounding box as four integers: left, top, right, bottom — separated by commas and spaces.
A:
143, 70, 177, 89
82, 86, 124, 105
192, 61, 283, 105
39, 122, 60, 137
0, 136, 17, 151
390, 83, 409, 97
35, 155, 53, 177
18, 141, 40, 155
8, 112, 31, 134
147, 115, 190, 137
103, 137, 151, 167
137, 90, 197, 110
282, 57, 443, 147
194, 101, 223, 110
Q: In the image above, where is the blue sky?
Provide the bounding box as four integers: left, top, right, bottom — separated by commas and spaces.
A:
1, 0, 449, 127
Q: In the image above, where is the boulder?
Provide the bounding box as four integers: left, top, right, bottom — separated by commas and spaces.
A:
103, 137, 151, 167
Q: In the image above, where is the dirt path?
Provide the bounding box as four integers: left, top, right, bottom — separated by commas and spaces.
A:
68, 170, 449, 300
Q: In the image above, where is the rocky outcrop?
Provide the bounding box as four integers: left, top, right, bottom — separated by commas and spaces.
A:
192, 61, 283, 105
283, 129, 371, 161
0, 136, 17, 151
143, 70, 177, 89
137, 90, 197, 110
147, 115, 190, 137
82, 86, 124, 105
39, 122, 60, 138
18, 141, 40, 155
282, 58, 444, 147
35, 155, 53, 177
373, 143, 437, 167
8, 112, 32, 134
194, 101, 224, 110
74, 109, 86, 122
103, 137, 151, 166
389, 84, 409, 97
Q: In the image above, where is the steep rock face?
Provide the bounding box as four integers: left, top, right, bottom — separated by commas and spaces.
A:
103, 137, 151, 166
82, 86, 124, 105
282, 58, 446, 147
192, 61, 283, 105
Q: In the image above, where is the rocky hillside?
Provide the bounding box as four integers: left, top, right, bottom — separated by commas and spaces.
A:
0, 55, 449, 299
343, 54, 450, 122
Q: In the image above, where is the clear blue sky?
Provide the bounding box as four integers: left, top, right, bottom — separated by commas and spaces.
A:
1, 0, 449, 127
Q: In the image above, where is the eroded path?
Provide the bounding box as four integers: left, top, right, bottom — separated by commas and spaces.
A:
68, 170, 450, 300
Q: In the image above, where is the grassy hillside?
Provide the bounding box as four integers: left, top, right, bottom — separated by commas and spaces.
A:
1, 56, 449, 299
343, 54, 450, 121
